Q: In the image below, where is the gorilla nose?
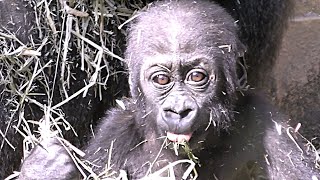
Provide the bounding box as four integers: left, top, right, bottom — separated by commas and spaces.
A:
161, 96, 198, 132
162, 107, 197, 132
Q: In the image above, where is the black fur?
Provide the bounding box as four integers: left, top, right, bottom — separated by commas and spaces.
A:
6, 0, 319, 179
82, 1, 318, 179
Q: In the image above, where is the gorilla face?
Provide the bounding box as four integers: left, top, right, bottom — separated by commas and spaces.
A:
125, 0, 244, 147
140, 54, 216, 142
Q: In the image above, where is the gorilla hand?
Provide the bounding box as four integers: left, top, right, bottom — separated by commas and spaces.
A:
18, 138, 78, 180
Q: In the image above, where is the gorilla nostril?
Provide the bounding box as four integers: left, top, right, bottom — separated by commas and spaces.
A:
164, 108, 194, 119
180, 109, 192, 119
165, 109, 176, 114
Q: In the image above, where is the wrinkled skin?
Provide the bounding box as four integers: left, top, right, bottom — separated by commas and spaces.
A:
17, 0, 320, 180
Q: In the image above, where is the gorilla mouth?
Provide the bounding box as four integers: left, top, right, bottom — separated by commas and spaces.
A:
166, 132, 193, 143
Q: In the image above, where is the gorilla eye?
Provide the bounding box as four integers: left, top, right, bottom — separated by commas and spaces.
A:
186, 69, 208, 83
152, 74, 170, 85
189, 71, 205, 82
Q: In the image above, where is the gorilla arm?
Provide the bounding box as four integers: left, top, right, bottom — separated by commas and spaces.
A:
84, 103, 144, 177
200, 93, 320, 179
84, 101, 187, 179
18, 101, 185, 179
16, 108, 135, 179
245, 94, 320, 179
16, 105, 140, 179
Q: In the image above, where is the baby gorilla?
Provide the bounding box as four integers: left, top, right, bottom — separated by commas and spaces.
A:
89, 0, 241, 177
86, 1, 242, 178
18, 0, 320, 179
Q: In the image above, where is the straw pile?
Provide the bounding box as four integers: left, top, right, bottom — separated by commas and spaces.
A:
0, 0, 147, 179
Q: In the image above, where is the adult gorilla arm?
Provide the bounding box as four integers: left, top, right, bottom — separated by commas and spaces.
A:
206, 93, 320, 179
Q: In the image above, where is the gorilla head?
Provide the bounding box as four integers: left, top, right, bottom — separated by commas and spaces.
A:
125, 0, 244, 146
